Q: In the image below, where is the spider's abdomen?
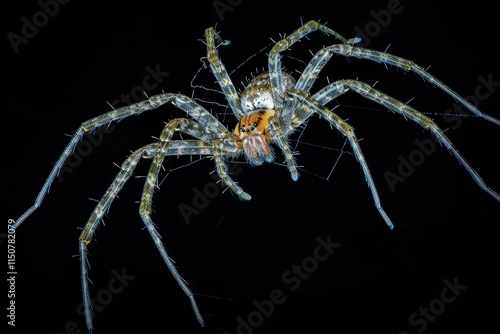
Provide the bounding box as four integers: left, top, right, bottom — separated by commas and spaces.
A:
240, 72, 295, 112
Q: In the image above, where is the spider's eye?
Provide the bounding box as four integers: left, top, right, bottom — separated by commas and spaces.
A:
253, 122, 258, 127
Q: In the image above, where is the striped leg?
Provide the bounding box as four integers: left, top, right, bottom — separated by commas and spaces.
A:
205, 27, 244, 119
291, 42, 500, 129
288, 90, 394, 230
268, 20, 350, 109
268, 116, 300, 181
332, 80, 500, 202
262, 21, 353, 180
288, 80, 500, 227
134, 122, 246, 330
213, 138, 252, 200
13, 92, 227, 231
287, 89, 394, 230
324, 44, 500, 126
139, 117, 245, 221
79, 140, 213, 332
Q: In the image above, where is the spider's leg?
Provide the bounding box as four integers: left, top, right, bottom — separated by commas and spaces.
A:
12, 126, 86, 230
268, 116, 300, 181
213, 137, 252, 200
293, 80, 500, 203
137, 120, 247, 325
140, 118, 247, 216
268, 20, 350, 109
78, 141, 212, 244
287, 89, 394, 230
13, 93, 227, 231
205, 27, 244, 119
79, 140, 213, 331
286, 81, 350, 134
138, 214, 206, 327
340, 80, 500, 202
79, 142, 158, 332
301, 43, 500, 126
288, 42, 500, 136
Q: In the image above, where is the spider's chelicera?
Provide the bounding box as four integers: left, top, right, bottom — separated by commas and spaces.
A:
12, 21, 500, 331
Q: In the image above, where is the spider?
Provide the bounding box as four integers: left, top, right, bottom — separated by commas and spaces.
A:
12, 20, 500, 332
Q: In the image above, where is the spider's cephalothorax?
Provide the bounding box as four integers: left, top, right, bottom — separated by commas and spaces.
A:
234, 109, 275, 166
234, 71, 296, 166
12, 20, 500, 332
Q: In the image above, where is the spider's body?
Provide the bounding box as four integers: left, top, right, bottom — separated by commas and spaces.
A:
234, 71, 297, 167
12, 20, 500, 332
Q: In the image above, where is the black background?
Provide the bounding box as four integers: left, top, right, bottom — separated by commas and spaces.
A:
3, 0, 499, 333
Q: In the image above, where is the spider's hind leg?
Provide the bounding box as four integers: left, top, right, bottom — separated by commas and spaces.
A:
78, 140, 216, 331
340, 80, 500, 203
78, 142, 161, 332
138, 213, 206, 326
135, 120, 249, 327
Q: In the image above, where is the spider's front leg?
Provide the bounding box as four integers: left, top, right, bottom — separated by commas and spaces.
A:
267, 20, 351, 109
206, 24, 304, 182
205, 27, 244, 120
213, 137, 252, 200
